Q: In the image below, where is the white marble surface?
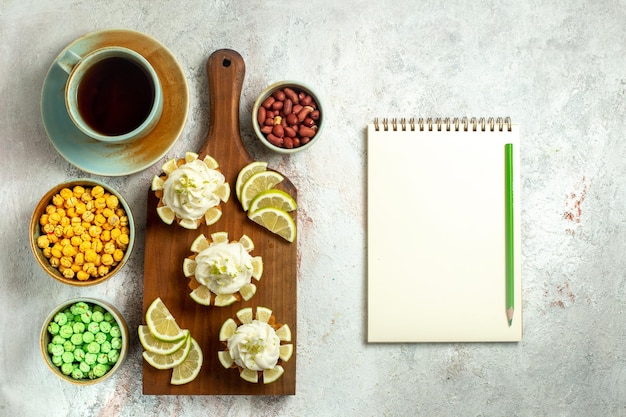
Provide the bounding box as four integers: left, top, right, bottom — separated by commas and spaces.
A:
2, 0, 626, 415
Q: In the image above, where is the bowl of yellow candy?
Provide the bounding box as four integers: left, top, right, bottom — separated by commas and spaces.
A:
40, 298, 129, 384
29, 179, 135, 286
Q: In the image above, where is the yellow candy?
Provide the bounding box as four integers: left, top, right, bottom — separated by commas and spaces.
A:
91, 186, 105, 198
72, 185, 85, 198
106, 195, 119, 209
59, 188, 73, 200
112, 249, 124, 262
76, 270, 90, 281
101, 253, 114, 266
37, 235, 50, 249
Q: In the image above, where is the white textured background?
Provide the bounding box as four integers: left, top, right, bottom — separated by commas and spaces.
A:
2, 0, 626, 416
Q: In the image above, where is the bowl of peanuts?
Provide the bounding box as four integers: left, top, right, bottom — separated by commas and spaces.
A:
252, 80, 324, 153
29, 179, 135, 286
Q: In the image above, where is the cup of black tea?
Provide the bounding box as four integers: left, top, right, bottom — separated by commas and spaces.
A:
58, 46, 163, 144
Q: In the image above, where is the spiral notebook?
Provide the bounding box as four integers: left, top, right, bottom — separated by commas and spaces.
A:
367, 117, 522, 343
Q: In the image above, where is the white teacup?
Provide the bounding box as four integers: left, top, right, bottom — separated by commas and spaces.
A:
58, 46, 163, 144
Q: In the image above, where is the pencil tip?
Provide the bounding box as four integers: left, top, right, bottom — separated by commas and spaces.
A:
506, 307, 514, 326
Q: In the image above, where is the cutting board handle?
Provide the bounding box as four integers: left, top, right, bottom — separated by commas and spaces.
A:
200, 49, 248, 161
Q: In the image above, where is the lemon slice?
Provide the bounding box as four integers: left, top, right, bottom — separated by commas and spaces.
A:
248, 207, 296, 243
138, 325, 189, 355
239, 283, 257, 301
236, 161, 268, 202
248, 189, 297, 214
171, 338, 203, 385
190, 234, 210, 253
185, 151, 199, 163
219, 318, 237, 341
146, 298, 186, 342
182, 258, 197, 277
218, 350, 234, 369
279, 344, 294, 362
275, 324, 292, 342
204, 206, 222, 226
236, 307, 253, 324
210, 231, 229, 244
156, 206, 176, 225
203, 155, 219, 169
161, 158, 179, 174
256, 306, 273, 323
214, 293, 238, 307
251, 257, 263, 280
214, 183, 230, 202
239, 234, 254, 252
240, 368, 259, 383
263, 365, 284, 384
151, 176, 164, 191
143, 333, 192, 370
179, 218, 199, 229
240, 171, 284, 211
189, 285, 212, 306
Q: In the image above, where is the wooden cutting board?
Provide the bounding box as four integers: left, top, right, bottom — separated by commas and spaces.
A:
142, 49, 297, 395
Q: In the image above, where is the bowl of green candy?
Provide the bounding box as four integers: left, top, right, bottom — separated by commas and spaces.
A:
40, 298, 129, 384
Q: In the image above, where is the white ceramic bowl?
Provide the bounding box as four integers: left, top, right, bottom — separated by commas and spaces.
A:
252, 81, 324, 154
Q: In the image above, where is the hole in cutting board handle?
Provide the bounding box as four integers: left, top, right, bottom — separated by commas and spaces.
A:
222, 58, 231, 67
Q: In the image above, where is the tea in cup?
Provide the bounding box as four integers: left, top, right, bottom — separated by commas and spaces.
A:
58, 46, 163, 143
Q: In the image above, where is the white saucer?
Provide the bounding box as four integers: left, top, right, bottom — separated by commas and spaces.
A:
41, 29, 189, 176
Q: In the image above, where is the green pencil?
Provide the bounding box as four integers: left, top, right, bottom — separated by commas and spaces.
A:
505, 143, 514, 326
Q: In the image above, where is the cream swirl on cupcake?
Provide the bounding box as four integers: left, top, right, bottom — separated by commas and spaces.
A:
161, 159, 225, 222
194, 241, 253, 295
152, 152, 230, 229
227, 320, 280, 371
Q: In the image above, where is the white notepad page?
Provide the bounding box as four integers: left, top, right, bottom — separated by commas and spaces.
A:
367, 121, 522, 342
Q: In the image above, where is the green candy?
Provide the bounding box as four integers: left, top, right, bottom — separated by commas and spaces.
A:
87, 342, 100, 354
71, 368, 84, 380
92, 310, 104, 323
59, 325, 73, 339
98, 321, 112, 334
109, 326, 121, 338
79, 361, 90, 373
92, 363, 110, 378
52, 336, 66, 346
80, 311, 92, 324
107, 349, 119, 364
71, 302, 89, 315
100, 341, 112, 354
94, 332, 107, 344
72, 322, 85, 334
61, 362, 73, 375
70, 333, 83, 346
47, 322, 60, 335
47, 301, 122, 380
85, 352, 97, 365
61, 351, 74, 364
73, 348, 85, 362
50, 344, 65, 357
87, 322, 100, 334
51, 355, 63, 366
53, 312, 68, 325
82, 332, 95, 344
110, 337, 122, 350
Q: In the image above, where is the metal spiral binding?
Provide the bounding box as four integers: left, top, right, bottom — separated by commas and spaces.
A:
373, 117, 512, 132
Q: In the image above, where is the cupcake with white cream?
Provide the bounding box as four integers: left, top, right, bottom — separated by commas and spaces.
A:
151, 152, 230, 229
218, 306, 293, 384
